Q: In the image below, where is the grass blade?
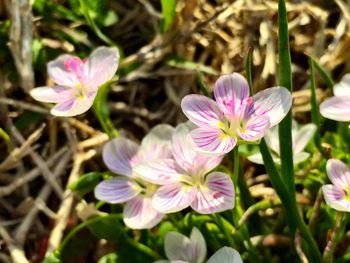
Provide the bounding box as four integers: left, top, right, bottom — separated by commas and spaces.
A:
160, 0, 176, 33
245, 47, 254, 95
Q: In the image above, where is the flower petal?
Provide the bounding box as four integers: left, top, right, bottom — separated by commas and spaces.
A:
84, 46, 120, 88
47, 54, 81, 87
134, 159, 184, 185
263, 125, 280, 155
123, 196, 164, 229
165, 232, 193, 261
293, 152, 310, 164
30, 86, 73, 103
322, 185, 350, 212
293, 123, 316, 153
94, 177, 142, 203
238, 115, 270, 141
326, 159, 350, 189
189, 227, 207, 263
172, 123, 223, 175
207, 247, 243, 263
140, 124, 174, 159
152, 183, 196, 213
102, 138, 140, 177
181, 95, 223, 127
214, 73, 250, 117
334, 74, 350, 96
247, 152, 264, 165
320, 96, 350, 121
190, 127, 237, 155
50, 94, 96, 117
250, 86, 292, 127
191, 172, 234, 214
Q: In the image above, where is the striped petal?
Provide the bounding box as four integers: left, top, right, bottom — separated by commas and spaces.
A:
238, 115, 270, 141
102, 138, 140, 177
123, 196, 164, 229
189, 227, 207, 263
94, 177, 142, 203
326, 159, 350, 189
181, 95, 223, 127
214, 73, 250, 118
134, 159, 184, 185
191, 172, 234, 214
334, 74, 350, 96
263, 125, 280, 155
48, 54, 80, 87
84, 46, 120, 88
165, 232, 193, 261
320, 96, 350, 121
293, 123, 316, 153
50, 94, 96, 117
250, 86, 292, 127
30, 86, 73, 103
152, 183, 197, 213
207, 247, 243, 263
190, 127, 237, 155
322, 185, 350, 212
172, 123, 223, 175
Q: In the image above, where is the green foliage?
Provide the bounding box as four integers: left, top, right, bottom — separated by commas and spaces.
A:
68, 172, 105, 196
160, 0, 176, 32
98, 253, 118, 263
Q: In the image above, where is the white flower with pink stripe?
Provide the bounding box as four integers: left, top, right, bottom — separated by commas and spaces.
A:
320, 74, 350, 121
94, 124, 174, 229
30, 46, 119, 116
322, 159, 350, 212
181, 73, 292, 155
134, 123, 234, 214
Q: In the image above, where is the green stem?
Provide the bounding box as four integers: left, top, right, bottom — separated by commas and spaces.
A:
245, 47, 254, 95
212, 213, 237, 248
0, 128, 13, 153
312, 57, 335, 90
309, 58, 327, 157
259, 139, 322, 263
196, 71, 211, 97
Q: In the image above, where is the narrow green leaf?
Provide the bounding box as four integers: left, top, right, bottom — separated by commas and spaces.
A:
196, 71, 210, 97
277, 0, 295, 199
92, 81, 119, 138
0, 128, 13, 152
166, 57, 218, 75
245, 47, 254, 95
160, 0, 176, 33
68, 172, 104, 195
309, 58, 327, 157
312, 57, 335, 90
42, 251, 62, 263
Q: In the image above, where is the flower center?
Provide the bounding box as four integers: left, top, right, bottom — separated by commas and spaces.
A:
74, 83, 89, 100
218, 117, 245, 138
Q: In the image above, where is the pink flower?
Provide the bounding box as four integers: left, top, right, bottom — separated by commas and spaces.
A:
207, 247, 243, 263
154, 227, 207, 263
322, 159, 350, 212
320, 74, 350, 121
181, 73, 292, 155
30, 46, 119, 116
94, 124, 174, 229
134, 123, 234, 214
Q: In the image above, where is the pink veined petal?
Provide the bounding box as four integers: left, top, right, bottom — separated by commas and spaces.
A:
50, 92, 96, 117
334, 74, 350, 96
191, 172, 234, 214
238, 115, 270, 141
123, 196, 164, 229
249, 86, 292, 127
84, 46, 119, 88
326, 159, 350, 189
140, 124, 174, 160
47, 54, 81, 87
181, 95, 223, 127
152, 183, 197, 213
30, 86, 73, 103
190, 127, 237, 155
293, 123, 316, 153
94, 177, 142, 204
322, 185, 350, 212
134, 159, 184, 185
320, 96, 350, 121
102, 138, 140, 177
207, 247, 243, 263
172, 123, 223, 175
189, 227, 207, 263
213, 73, 250, 118
164, 232, 193, 261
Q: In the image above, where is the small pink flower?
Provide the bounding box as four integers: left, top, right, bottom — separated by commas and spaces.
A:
30, 46, 119, 116
181, 73, 292, 155
134, 123, 234, 214
154, 227, 207, 263
94, 124, 174, 229
320, 74, 350, 121
322, 159, 350, 212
